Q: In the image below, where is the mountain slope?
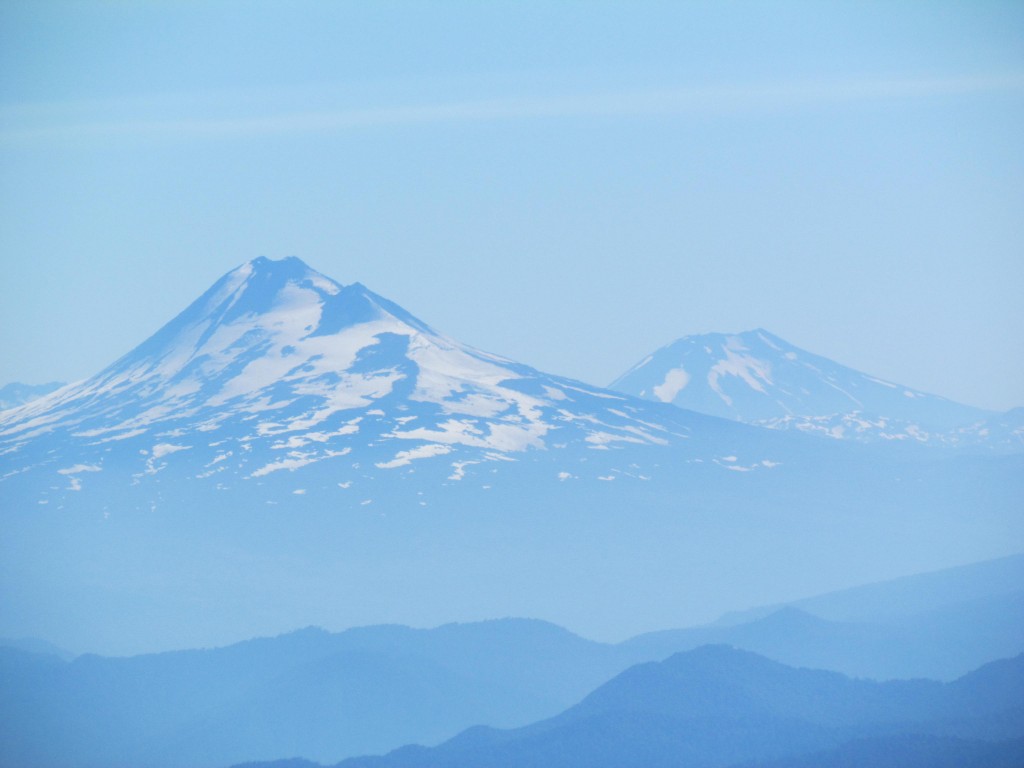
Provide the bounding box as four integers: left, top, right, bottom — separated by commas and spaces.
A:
751, 734, 1024, 768
610, 329, 1018, 449
332, 648, 1024, 768
0, 381, 64, 411
623, 590, 1024, 682
0, 619, 629, 768
715, 550, 1024, 626
628, 553, 1024, 681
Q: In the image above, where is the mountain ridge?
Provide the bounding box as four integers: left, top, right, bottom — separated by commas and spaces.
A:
327, 646, 1024, 768
610, 328, 1021, 450
4, 553, 1023, 768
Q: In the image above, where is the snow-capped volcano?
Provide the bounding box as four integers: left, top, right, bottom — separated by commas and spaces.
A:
610, 329, 1014, 448
12, 255, 565, 456
1, 257, 770, 508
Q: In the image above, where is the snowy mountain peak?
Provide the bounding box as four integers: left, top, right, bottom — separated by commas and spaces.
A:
3, 258, 731, 508
610, 329, 997, 446
88, 257, 439, 406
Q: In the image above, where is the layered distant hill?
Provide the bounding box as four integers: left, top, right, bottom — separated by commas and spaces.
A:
3, 555, 1020, 768
624, 552, 1024, 682
0, 619, 622, 768
610, 329, 1023, 450
312, 647, 1024, 768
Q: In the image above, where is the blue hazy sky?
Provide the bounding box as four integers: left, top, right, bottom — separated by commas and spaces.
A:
2, 1, 1022, 411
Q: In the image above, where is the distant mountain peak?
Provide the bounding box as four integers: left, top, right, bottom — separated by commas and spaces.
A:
610, 329, 1001, 448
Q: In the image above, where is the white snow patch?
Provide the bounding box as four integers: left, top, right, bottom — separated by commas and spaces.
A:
375, 443, 452, 469
144, 444, 191, 475
618, 425, 669, 445
76, 427, 147, 443
390, 416, 545, 453
440, 391, 513, 418
448, 460, 480, 481
58, 463, 102, 475
585, 431, 645, 446
653, 368, 690, 402
250, 455, 318, 477
556, 409, 602, 426
724, 336, 748, 352
542, 386, 568, 401
309, 274, 340, 295
560, 383, 624, 400
272, 435, 313, 450
152, 443, 190, 459
707, 350, 773, 406
863, 375, 898, 388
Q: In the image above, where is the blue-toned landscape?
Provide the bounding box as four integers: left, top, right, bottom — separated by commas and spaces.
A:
1, 3, 1021, 767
